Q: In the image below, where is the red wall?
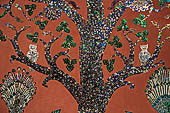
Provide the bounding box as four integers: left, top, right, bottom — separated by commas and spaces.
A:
0, 0, 170, 113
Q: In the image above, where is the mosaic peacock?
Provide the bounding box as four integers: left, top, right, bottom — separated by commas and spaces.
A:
145, 67, 170, 113
0, 67, 36, 113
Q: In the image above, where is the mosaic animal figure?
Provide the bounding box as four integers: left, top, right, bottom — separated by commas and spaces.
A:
139, 44, 151, 66
0, 67, 36, 113
27, 44, 39, 71
145, 67, 170, 113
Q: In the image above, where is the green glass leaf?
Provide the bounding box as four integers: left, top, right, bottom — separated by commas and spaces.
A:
0, 11, 7, 18
117, 25, 122, 31
141, 20, 147, 28
121, 19, 127, 26
139, 14, 145, 20
35, 20, 40, 25
108, 41, 114, 46
0, 36, 6, 42
32, 38, 38, 43
123, 25, 128, 31
159, 0, 165, 7
132, 18, 140, 25
142, 37, 148, 43
142, 30, 149, 36
40, 26, 45, 30
65, 35, 73, 42
64, 27, 70, 33
115, 42, 122, 48
141, 24, 147, 28
107, 65, 114, 72
135, 32, 142, 37
112, 36, 120, 42
60, 21, 68, 28
103, 59, 109, 65
28, 10, 33, 16
0, 30, 3, 35
43, 20, 48, 25
70, 42, 76, 48
31, 4, 36, 10
26, 33, 34, 40
71, 59, 77, 64
63, 58, 70, 64
61, 42, 69, 48
51, 109, 61, 113
66, 64, 74, 72
34, 32, 39, 37
56, 25, 63, 32
110, 59, 115, 64
25, 5, 30, 9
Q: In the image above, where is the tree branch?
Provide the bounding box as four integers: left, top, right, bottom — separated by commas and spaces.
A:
52, 48, 70, 66
43, 32, 63, 65
104, 5, 127, 35
113, 47, 128, 65
143, 4, 170, 20
10, 55, 50, 75
3, 26, 82, 104
123, 31, 136, 65
54, 0, 86, 30
8, 30, 50, 75
148, 24, 170, 63
51, 69, 82, 104
40, 32, 82, 103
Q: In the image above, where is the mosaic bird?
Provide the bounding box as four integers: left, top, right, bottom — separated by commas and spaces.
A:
145, 67, 170, 113
0, 67, 36, 113
68, 0, 80, 9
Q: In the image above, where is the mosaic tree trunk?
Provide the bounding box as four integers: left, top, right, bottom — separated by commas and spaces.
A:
0, 0, 170, 113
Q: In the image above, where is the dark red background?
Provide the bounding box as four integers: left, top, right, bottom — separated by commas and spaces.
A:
0, 0, 170, 113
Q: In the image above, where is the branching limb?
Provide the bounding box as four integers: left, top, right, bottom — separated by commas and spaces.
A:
10, 55, 50, 75
43, 32, 63, 65
149, 24, 170, 63
2, 25, 50, 75
123, 30, 136, 65
52, 71, 82, 104
54, 0, 86, 30
3, 27, 81, 103
143, 4, 170, 20
104, 4, 127, 35
14, 3, 45, 22
132, 60, 165, 75
52, 48, 70, 67
113, 47, 128, 64
134, 37, 141, 46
